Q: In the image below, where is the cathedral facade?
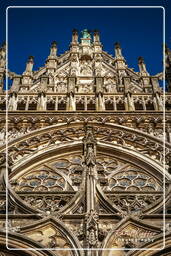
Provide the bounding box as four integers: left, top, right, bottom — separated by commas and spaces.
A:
0, 29, 171, 256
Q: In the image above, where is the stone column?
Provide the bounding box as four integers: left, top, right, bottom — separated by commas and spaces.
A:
37, 91, 47, 111
93, 30, 100, 43
8, 92, 18, 111
114, 42, 126, 70
83, 127, 99, 255
46, 41, 58, 71
138, 57, 149, 76
0, 152, 12, 190
123, 77, 135, 111
151, 77, 163, 111
50, 41, 57, 57
126, 92, 135, 111
0, 73, 4, 92
95, 77, 105, 111
72, 29, 78, 43
25, 56, 34, 72
21, 56, 34, 90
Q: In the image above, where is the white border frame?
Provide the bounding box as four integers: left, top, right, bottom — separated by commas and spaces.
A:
5, 5, 166, 252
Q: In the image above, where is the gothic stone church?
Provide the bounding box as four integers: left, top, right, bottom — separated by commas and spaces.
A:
0, 29, 171, 256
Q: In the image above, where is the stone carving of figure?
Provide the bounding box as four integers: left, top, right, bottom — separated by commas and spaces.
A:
86, 210, 98, 247
105, 78, 117, 93
86, 144, 96, 166
87, 228, 97, 247
80, 60, 92, 76
70, 68, 77, 76
57, 82, 66, 93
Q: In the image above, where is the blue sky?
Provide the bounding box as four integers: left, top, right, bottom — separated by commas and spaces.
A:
0, 0, 171, 80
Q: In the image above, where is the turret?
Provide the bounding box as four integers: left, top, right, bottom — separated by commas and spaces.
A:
138, 56, 149, 75
46, 41, 58, 70
25, 56, 34, 72
114, 42, 126, 69
93, 30, 100, 43
72, 29, 78, 44
114, 42, 123, 58
21, 56, 34, 89
93, 30, 102, 53
50, 41, 57, 57
67, 77, 76, 111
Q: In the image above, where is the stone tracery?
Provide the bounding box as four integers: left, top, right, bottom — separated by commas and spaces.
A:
0, 29, 170, 256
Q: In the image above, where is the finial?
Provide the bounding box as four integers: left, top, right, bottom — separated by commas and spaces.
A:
72, 28, 78, 34
27, 56, 34, 63
114, 42, 123, 58
93, 29, 100, 43
25, 56, 34, 72
71, 29, 78, 44
115, 42, 121, 49
94, 29, 99, 34
49, 41, 57, 57
51, 41, 57, 48
138, 56, 144, 64
138, 56, 148, 74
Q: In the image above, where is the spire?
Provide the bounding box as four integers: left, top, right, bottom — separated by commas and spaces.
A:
138, 56, 148, 74
50, 41, 57, 57
114, 42, 123, 58
114, 42, 126, 69
72, 29, 78, 43
93, 29, 100, 43
25, 56, 34, 72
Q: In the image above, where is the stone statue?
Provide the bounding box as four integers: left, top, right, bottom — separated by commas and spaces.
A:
86, 144, 96, 166
81, 29, 91, 39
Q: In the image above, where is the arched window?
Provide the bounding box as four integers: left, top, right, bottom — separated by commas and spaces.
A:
58, 102, 66, 110
146, 100, 154, 110
166, 100, 171, 110
47, 101, 55, 110
0, 101, 6, 110
87, 98, 96, 111
76, 98, 85, 111
17, 101, 26, 110
134, 100, 143, 110
116, 100, 125, 110
28, 102, 37, 110
105, 99, 114, 110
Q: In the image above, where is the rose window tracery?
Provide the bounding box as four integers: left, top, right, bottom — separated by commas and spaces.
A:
96, 154, 163, 214
13, 169, 68, 192
10, 154, 84, 212
108, 169, 162, 192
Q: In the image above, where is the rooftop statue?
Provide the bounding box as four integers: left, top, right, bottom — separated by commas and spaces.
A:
81, 29, 91, 39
